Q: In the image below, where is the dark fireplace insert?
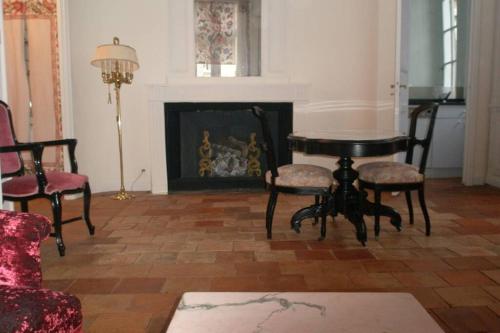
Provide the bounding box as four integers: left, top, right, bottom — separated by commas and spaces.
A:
165, 102, 292, 191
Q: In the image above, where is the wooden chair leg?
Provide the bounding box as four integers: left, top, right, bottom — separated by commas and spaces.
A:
374, 190, 381, 237
313, 195, 320, 225
51, 193, 65, 257
405, 191, 414, 225
319, 195, 328, 240
266, 190, 279, 239
329, 187, 337, 222
20, 201, 28, 212
83, 182, 95, 235
418, 186, 431, 236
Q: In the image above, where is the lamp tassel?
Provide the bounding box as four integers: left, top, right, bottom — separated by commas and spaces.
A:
107, 84, 112, 104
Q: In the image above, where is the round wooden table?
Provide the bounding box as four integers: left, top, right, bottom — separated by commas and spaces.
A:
288, 130, 410, 245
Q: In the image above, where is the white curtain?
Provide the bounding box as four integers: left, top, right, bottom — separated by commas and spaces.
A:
3, 0, 63, 170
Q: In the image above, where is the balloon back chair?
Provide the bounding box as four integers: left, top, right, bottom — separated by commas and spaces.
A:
0, 100, 94, 256
357, 103, 439, 237
251, 106, 337, 240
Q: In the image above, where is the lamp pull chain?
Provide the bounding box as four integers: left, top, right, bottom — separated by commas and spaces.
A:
107, 84, 112, 104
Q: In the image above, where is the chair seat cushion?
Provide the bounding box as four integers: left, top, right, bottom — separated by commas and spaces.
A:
358, 161, 424, 184
0, 285, 82, 333
266, 164, 336, 188
2, 172, 88, 198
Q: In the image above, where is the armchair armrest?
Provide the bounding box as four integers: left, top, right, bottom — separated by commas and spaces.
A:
18, 138, 79, 174
34, 139, 76, 147
0, 143, 48, 192
0, 210, 51, 289
0, 142, 44, 154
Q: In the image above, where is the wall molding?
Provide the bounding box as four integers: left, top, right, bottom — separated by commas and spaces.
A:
294, 101, 394, 113
148, 81, 310, 103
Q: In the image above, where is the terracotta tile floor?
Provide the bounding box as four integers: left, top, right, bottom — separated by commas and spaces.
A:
24, 178, 500, 332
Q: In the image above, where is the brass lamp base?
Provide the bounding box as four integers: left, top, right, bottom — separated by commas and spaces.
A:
111, 190, 135, 200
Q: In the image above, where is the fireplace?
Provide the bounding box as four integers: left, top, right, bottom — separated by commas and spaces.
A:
165, 102, 292, 191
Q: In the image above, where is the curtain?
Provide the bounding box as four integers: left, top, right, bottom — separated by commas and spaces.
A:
3, 0, 63, 171
195, 0, 261, 77
195, 1, 237, 66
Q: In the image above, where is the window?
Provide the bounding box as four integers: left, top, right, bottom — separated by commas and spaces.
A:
194, 0, 261, 77
442, 0, 458, 90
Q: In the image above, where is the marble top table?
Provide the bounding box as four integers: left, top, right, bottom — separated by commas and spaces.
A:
166, 292, 444, 333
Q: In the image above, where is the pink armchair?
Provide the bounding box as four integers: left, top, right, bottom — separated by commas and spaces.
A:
0, 210, 82, 332
0, 100, 95, 257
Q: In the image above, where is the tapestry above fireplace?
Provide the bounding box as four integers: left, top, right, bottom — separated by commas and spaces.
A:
165, 102, 292, 191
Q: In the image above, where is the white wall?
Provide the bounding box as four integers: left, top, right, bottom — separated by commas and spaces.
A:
287, 0, 397, 168
68, 0, 168, 192
68, 0, 397, 193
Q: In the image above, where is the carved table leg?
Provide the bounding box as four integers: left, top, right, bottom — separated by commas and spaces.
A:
291, 199, 330, 240
363, 199, 402, 232
291, 205, 322, 233
333, 157, 368, 245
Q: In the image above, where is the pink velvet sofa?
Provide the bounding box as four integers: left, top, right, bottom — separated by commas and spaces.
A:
0, 210, 82, 332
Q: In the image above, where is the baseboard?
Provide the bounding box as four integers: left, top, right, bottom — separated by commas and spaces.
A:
426, 168, 462, 179
486, 175, 500, 188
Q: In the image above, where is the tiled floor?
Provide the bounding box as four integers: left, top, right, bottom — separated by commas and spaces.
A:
26, 178, 500, 332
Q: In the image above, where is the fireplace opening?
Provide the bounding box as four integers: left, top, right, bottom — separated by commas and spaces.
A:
165, 102, 292, 192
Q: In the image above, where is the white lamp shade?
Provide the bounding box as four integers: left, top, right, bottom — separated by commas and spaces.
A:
91, 38, 139, 72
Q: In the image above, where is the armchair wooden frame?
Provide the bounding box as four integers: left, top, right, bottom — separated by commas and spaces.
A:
0, 101, 94, 256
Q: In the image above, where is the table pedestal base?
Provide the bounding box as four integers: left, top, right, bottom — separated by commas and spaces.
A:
291, 157, 402, 245
291, 196, 331, 240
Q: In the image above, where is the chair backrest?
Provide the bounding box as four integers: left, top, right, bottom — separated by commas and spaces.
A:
405, 103, 439, 174
0, 101, 23, 177
251, 106, 279, 181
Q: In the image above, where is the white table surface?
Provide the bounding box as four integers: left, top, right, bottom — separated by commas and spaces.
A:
166, 292, 444, 333
290, 129, 405, 141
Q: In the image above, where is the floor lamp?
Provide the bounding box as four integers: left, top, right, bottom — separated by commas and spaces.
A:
91, 37, 139, 200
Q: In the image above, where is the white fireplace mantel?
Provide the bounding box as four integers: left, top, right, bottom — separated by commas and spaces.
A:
147, 81, 309, 194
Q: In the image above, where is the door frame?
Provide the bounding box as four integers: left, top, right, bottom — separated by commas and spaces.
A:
395, 0, 489, 185
462, 0, 497, 186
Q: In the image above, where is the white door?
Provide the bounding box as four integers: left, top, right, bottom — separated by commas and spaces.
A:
395, 0, 410, 162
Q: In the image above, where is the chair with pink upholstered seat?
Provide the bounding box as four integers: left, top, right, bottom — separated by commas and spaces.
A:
0, 100, 94, 256
357, 103, 439, 237
0, 210, 82, 332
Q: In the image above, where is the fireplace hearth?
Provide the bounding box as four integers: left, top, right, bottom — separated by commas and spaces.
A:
165, 102, 292, 191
